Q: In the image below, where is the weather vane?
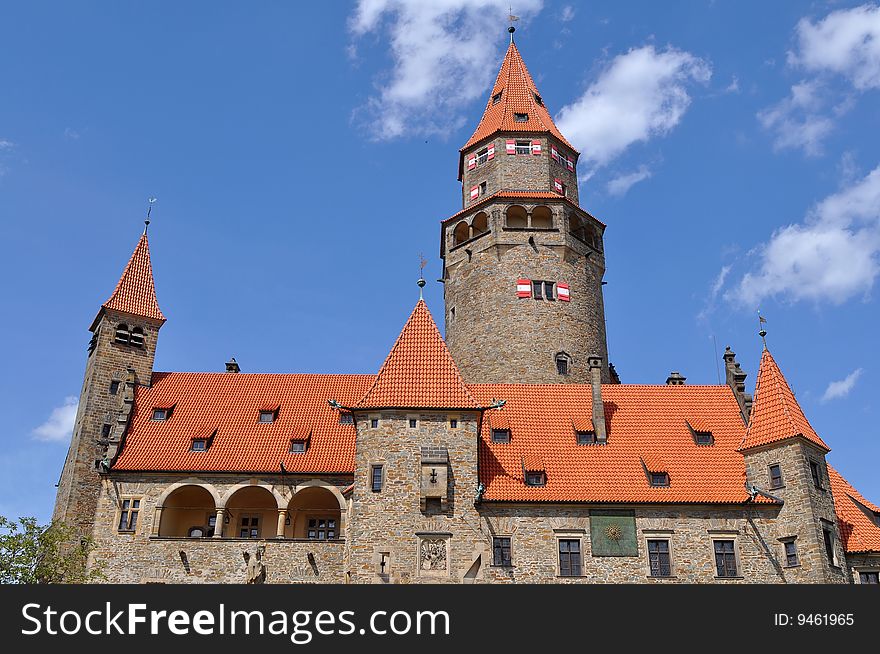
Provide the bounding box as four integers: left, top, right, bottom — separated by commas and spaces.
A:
508, 7, 519, 41
144, 197, 157, 233
758, 310, 768, 349
418, 253, 427, 299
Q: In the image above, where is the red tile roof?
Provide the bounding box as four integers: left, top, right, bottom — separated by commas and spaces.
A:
462, 42, 576, 153
471, 384, 765, 504
739, 349, 829, 452
113, 373, 374, 473
355, 300, 478, 410
641, 453, 668, 473
98, 232, 165, 324
828, 465, 880, 553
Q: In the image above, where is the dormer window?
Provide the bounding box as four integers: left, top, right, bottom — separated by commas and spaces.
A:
151, 408, 170, 421
576, 430, 596, 445
525, 471, 546, 486
191, 439, 207, 452
289, 440, 306, 454
694, 430, 713, 445
514, 112, 528, 122
650, 472, 670, 487
492, 428, 510, 444
687, 420, 714, 445
534, 93, 543, 106
259, 410, 276, 424
492, 91, 502, 105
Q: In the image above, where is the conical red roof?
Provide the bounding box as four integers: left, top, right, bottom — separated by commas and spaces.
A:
462, 41, 576, 153
100, 232, 165, 323
739, 349, 828, 452
356, 300, 478, 410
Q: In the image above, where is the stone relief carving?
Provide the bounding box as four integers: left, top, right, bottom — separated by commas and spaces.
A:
243, 546, 267, 584
420, 538, 448, 572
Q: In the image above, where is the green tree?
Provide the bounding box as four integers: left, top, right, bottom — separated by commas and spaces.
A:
0, 515, 103, 584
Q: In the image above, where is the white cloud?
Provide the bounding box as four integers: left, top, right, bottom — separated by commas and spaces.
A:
724, 75, 740, 93
729, 165, 880, 305
710, 264, 732, 299
789, 4, 880, 90
822, 368, 864, 402
32, 397, 78, 442
560, 5, 575, 22
606, 165, 652, 196
349, 0, 542, 139
556, 45, 711, 176
760, 4, 880, 156
0, 139, 13, 151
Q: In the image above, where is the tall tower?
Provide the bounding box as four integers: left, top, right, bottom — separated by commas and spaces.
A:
441, 31, 609, 384
53, 226, 165, 534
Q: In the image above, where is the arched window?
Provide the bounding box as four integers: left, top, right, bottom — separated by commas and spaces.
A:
453, 221, 470, 246
129, 327, 145, 348
114, 323, 130, 345
556, 352, 572, 376
471, 212, 489, 236
568, 214, 587, 242
505, 205, 528, 228
531, 205, 553, 229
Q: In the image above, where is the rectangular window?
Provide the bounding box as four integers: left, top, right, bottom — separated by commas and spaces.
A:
810, 460, 823, 489
191, 439, 206, 451
109, 380, 120, 395
492, 429, 510, 443
479, 181, 487, 196
783, 540, 799, 567
307, 517, 337, 540
493, 536, 512, 566
513, 112, 528, 123
476, 147, 489, 165
769, 464, 784, 489
650, 472, 670, 487
544, 281, 555, 300
339, 413, 354, 424
860, 571, 880, 584
532, 281, 543, 300
206, 514, 216, 537
289, 440, 306, 453
576, 430, 595, 445
492, 91, 502, 105
557, 357, 569, 376
558, 539, 581, 576
525, 471, 546, 486
450, 419, 458, 429
151, 408, 168, 421
823, 527, 836, 565
515, 139, 531, 154
409, 418, 418, 428
118, 498, 140, 532
713, 540, 738, 577
239, 516, 260, 539
371, 465, 383, 492
101, 424, 112, 439
534, 93, 543, 106
370, 418, 379, 429
647, 539, 672, 577
258, 410, 275, 423
694, 430, 713, 445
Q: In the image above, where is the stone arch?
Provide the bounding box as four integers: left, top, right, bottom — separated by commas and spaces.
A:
285, 481, 347, 539
129, 326, 145, 348
220, 482, 287, 510
568, 213, 587, 241
156, 480, 222, 509
505, 205, 528, 228
453, 221, 470, 246
224, 484, 285, 540
292, 479, 347, 511
114, 323, 130, 344
157, 484, 218, 538
531, 205, 553, 229
471, 211, 489, 236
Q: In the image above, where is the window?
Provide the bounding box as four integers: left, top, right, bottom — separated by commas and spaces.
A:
239, 516, 260, 539
307, 517, 337, 540
151, 408, 169, 421
129, 327, 144, 348
289, 440, 306, 453
493, 537, 512, 566
559, 181, 567, 196
450, 419, 458, 428
259, 410, 276, 423
109, 380, 120, 395
783, 540, 799, 567
476, 147, 489, 165
650, 472, 670, 487
479, 181, 487, 196
206, 514, 216, 538
694, 430, 713, 445
647, 539, 672, 577
339, 413, 354, 425
118, 498, 140, 532
860, 571, 879, 584
88, 333, 98, 355
492, 429, 510, 444
810, 460, 823, 489
191, 439, 207, 452
823, 527, 836, 565
513, 112, 528, 122
515, 139, 531, 154
370, 418, 379, 429
532, 280, 543, 300
558, 539, 581, 576
409, 418, 418, 428
769, 464, 784, 489
492, 91, 502, 105
576, 430, 596, 445
371, 465, 383, 492
714, 540, 738, 577
534, 93, 543, 106
556, 353, 570, 375
525, 471, 546, 486
101, 424, 111, 439
114, 324, 130, 345
188, 527, 205, 538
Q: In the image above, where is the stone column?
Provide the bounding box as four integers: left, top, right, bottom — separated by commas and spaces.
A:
151, 507, 163, 536
276, 510, 287, 538
213, 508, 225, 538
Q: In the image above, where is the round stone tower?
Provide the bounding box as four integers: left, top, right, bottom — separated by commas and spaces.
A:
441, 35, 610, 384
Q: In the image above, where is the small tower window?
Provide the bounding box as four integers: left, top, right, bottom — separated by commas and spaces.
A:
556, 353, 571, 375
371, 464, 384, 492
409, 418, 418, 428
769, 463, 784, 489
370, 418, 379, 429
492, 91, 502, 105
101, 424, 112, 438
514, 112, 528, 122
114, 324, 130, 345
514, 139, 531, 154
534, 93, 543, 106
479, 181, 487, 196
109, 380, 120, 395
129, 327, 145, 348
476, 147, 489, 165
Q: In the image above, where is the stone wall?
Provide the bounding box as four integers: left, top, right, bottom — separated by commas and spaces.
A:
844, 553, 880, 584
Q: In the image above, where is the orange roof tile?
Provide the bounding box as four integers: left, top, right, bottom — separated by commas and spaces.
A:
98, 232, 165, 324
572, 416, 593, 433
829, 465, 880, 553
641, 454, 668, 473
113, 373, 374, 473
522, 454, 545, 473
472, 384, 765, 504
462, 42, 576, 153
488, 411, 510, 430
739, 349, 829, 452
355, 300, 478, 410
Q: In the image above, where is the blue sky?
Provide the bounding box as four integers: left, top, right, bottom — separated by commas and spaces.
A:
1, 1, 878, 523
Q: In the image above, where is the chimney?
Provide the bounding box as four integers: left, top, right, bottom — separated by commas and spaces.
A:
666, 371, 686, 385
723, 346, 752, 424
225, 357, 240, 374
588, 356, 607, 443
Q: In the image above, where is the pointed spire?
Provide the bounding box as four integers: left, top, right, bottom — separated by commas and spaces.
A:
739, 348, 829, 452
461, 39, 577, 153
96, 231, 165, 326
356, 300, 478, 409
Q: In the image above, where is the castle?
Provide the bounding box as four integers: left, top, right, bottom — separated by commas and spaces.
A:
54, 34, 880, 584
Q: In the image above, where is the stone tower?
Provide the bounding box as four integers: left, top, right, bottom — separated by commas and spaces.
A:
53, 227, 165, 535
441, 33, 609, 384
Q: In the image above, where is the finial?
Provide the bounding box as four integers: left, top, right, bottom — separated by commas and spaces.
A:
144, 197, 157, 234
508, 8, 519, 43
418, 253, 427, 299
758, 311, 768, 349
